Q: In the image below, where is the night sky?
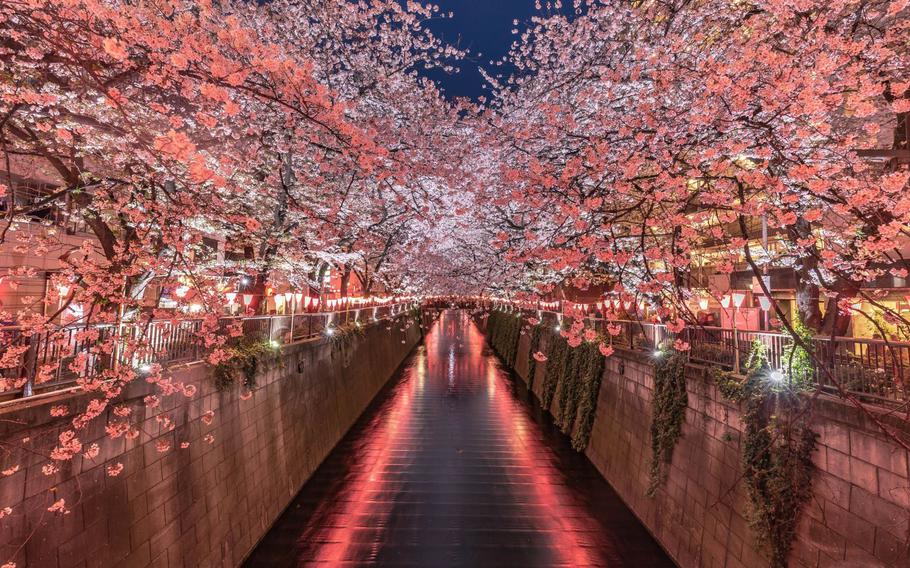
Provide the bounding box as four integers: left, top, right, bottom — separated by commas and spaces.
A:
420, 1, 576, 101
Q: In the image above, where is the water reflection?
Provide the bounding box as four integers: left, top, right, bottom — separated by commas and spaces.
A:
245, 310, 674, 567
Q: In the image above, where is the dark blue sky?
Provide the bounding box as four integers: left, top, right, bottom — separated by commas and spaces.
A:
420, 1, 574, 101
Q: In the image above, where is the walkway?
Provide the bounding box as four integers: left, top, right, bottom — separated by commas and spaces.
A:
245, 310, 674, 567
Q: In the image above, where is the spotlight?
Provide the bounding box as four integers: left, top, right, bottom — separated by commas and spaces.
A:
269, 340, 280, 349
325, 328, 335, 336
769, 370, 784, 382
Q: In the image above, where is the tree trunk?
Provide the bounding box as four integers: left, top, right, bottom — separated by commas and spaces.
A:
791, 219, 823, 331
339, 264, 351, 297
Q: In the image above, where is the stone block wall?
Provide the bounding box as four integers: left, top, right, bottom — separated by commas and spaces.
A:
0, 315, 426, 568
498, 323, 910, 568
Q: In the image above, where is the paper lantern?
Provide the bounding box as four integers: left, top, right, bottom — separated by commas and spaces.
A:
758, 296, 771, 311
225, 292, 237, 304
732, 292, 746, 308
720, 295, 731, 308
698, 298, 709, 311
243, 294, 253, 306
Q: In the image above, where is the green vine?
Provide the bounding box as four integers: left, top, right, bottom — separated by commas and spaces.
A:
329, 322, 365, 354
711, 366, 745, 403
485, 317, 606, 453
557, 343, 583, 430
570, 342, 605, 451
781, 315, 815, 390
719, 341, 817, 568
647, 349, 689, 496
487, 310, 522, 366
541, 330, 567, 409
213, 339, 280, 391
526, 323, 543, 389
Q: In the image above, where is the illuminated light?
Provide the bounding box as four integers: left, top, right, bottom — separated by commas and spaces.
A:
698, 298, 709, 311
240, 277, 251, 286
769, 370, 784, 382
720, 295, 731, 308
294, 293, 304, 305
732, 292, 746, 309
325, 327, 335, 336
283, 292, 293, 303
653, 350, 663, 358
554, 325, 561, 332
265, 286, 274, 297
138, 364, 152, 373
225, 292, 237, 304
242, 294, 253, 306
758, 296, 771, 311
269, 339, 280, 349
174, 285, 189, 298
189, 303, 202, 313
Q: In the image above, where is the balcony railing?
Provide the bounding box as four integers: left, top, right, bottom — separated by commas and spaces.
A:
0, 302, 417, 401
484, 306, 909, 408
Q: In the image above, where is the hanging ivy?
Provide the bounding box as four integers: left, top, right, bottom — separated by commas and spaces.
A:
213, 339, 280, 391
541, 330, 567, 409
647, 349, 689, 496
718, 341, 818, 568
781, 315, 815, 390
571, 342, 606, 451
711, 366, 745, 402
487, 309, 522, 366
526, 323, 543, 389
486, 318, 606, 453
329, 321, 365, 355
557, 344, 583, 431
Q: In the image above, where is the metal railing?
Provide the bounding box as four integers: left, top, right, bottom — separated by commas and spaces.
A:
0, 302, 417, 401
483, 305, 909, 408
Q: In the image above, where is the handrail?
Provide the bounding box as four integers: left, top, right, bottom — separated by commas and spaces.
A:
0, 301, 419, 401
470, 304, 909, 408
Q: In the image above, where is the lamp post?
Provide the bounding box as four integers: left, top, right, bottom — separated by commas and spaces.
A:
731, 292, 746, 373
758, 295, 771, 330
